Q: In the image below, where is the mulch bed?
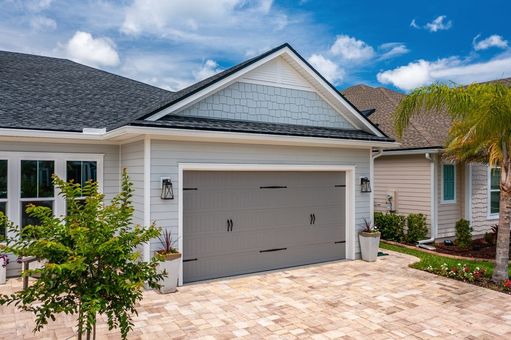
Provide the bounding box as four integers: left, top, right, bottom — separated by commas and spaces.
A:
434, 238, 499, 259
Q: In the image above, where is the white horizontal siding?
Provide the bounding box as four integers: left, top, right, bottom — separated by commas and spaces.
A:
241, 56, 312, 91
150, 140, 371, 257
120, 141, 144, 227
374, 155, 432, 229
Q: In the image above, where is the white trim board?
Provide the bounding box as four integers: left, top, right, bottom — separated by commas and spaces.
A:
0, 126, 398, 149
177, 163, 357, 286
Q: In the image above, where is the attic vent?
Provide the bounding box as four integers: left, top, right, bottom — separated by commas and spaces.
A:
82, 128, 106, 135
361, 109, 376, 117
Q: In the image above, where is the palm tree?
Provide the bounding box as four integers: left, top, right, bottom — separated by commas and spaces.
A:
394, 82, 511, 282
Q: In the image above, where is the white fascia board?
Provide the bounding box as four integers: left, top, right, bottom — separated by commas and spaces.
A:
110, 126, 399, 149
144, 46, 384, 138
381, 148, 443, 156
0, 126, 399, 149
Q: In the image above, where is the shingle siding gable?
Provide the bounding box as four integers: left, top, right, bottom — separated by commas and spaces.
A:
174, 82, 356, 129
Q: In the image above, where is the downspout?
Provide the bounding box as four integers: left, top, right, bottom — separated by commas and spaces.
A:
370, 148, 384, 220
418, 152, 438, 247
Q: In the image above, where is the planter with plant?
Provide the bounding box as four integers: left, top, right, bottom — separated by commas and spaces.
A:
359, 218, 381, 262
156, 229, 181, 293
0, 251, 8, 285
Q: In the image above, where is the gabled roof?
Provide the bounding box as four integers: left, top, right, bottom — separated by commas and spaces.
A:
0, 50, 175, 132
342, 84, 451, 149
144, 43, 388, 138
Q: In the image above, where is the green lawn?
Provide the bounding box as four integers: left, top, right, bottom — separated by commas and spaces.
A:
380, 242, 511, 278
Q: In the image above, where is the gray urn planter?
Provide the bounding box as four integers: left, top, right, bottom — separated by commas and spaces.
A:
359, 231, 381, 262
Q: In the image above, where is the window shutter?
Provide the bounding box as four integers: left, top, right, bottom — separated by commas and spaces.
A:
443, 164, 455, 201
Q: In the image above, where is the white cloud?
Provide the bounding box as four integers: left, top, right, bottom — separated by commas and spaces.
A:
30, 15, 56, 30
26, 0, 53, 12
193, 59, 223, 81
425, 15, 452, 32
64, 31, 120, 67
473, 34, 508, 51
330, 35, 374, 62
377, 54, 511, 91
308, 53, 344, 85
121, 0, 277, 36
411, 15, 452, 32
379, 42, 409, 60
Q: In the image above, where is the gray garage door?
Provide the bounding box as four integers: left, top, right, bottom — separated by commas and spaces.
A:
183, 171, 346, 283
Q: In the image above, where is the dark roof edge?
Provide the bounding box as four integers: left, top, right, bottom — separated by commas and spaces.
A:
382, 146, 444, 152
129, 121, 395, 143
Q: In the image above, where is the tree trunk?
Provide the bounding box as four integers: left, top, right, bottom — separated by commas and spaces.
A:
492, 159, 511, 282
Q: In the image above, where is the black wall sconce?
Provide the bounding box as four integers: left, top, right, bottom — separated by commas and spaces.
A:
160, 177, 174, 200
360, 177, 372, 193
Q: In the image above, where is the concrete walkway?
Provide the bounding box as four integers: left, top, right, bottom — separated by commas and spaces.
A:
1, 250, 511, 339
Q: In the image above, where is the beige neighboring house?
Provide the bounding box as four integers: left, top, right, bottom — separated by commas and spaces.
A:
343, 81, 510, 241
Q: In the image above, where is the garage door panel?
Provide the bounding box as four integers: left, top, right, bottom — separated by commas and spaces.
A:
184, 242, 346, 283
183, 171, 346, 283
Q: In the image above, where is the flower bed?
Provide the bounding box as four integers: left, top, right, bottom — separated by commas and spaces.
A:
380, 242, 511, 295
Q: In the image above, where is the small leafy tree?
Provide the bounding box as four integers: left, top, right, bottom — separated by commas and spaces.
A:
0, 170, 164, 339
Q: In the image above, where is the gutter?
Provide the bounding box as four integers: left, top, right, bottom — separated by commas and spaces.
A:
418, 152, 438, 248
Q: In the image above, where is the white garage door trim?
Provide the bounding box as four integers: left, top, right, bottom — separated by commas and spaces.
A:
177, 163, 356, 285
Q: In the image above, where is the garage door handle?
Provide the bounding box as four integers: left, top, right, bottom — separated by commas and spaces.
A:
259, 247, 287, 253
230, 219, 233, 231
227, 219, 231, 232
312, 214, 316, 224
309, 214, 313, 225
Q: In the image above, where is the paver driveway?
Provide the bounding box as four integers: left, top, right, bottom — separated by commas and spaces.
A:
1, 250, 511, 339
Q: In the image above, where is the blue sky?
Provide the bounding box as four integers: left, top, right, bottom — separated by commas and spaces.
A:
1, 0, 510, 92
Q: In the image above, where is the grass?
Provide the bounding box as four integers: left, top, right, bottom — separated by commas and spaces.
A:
380, 242, 511, 278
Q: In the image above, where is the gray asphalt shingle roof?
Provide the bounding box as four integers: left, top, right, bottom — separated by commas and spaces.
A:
0, 51, 175, 132
132, 115, 391, 141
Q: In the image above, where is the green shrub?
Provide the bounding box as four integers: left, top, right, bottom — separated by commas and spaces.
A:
455, 219, 472, 250
406, 213, 428, 243
374, 212, 405, 242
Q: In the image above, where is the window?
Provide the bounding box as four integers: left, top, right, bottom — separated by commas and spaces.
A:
442, 163, 456, 203
0, 160, 7, 239
489, 167, 500, 216
66, 161, 97, 212
20, 160, 55, 227
67, 161, 97, 191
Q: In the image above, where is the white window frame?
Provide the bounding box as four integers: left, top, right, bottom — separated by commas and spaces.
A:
0, 159, 8, 238
487, 166, 500, 220
0, 152, 103, 235
441, 162, 456, 204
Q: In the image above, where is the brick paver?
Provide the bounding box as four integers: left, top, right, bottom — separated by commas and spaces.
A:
1, 250, 511, 339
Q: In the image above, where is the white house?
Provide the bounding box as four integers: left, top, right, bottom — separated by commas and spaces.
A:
0, 44, 396, 283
